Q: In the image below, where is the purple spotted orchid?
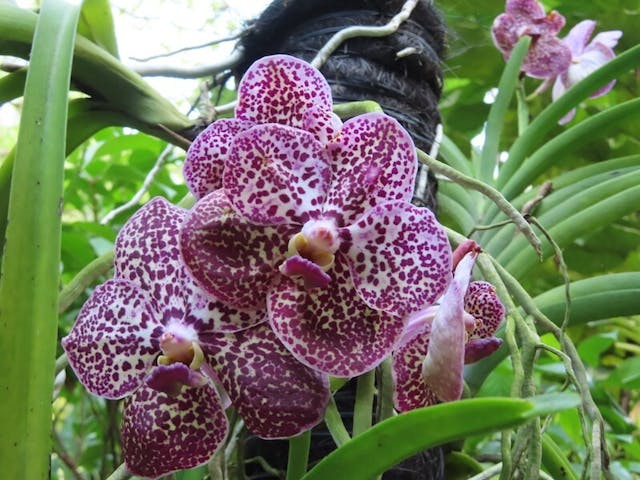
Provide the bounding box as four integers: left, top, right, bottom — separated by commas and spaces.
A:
392, 241, 505, 412
491, 0, 572, 78
551, 20, 622, 124
179, 55, 452, 378
62, 198, 329, 479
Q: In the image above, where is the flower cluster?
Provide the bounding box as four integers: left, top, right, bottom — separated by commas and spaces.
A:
492, 0, 622, 122
63, 54, 457, 478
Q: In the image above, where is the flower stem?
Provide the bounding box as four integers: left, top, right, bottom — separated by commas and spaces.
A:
353, 369, 376, 437
324, 396, 351, 447
376, 358, 395, 423
286, 430, 311, 480
416, 148, 542, 259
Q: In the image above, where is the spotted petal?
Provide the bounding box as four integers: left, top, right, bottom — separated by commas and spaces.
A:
324, 113, 417, 225
203, 323, 330, 438
344, 201, 452, 317
465, 281, 505, 340
422, 252, 476, 403
268, 259, 406, 377
183, 118, 255, 199
303, 105, 342, 145
115, 197, 187, 309
392, 311, 438, 412
180, 189, 294, 310
524, 35, 572, 78
121, 383, 228, 479
236, 54, 333, 128
62, 279, 161, 399
223, 124, 331, 225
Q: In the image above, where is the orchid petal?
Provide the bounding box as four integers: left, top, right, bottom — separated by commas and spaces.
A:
223, 124, 331, 225
180, 189, 294, 310
236, 54, 333, 128
303, 105, 343, 145
505, 0, 545, 17
121, 383, 227, 479
573, 42, 617, 98
392, 313, 438, 412
344, 201, 452, 317
465, 281, 506, 339
524, 35, 572, 78
145, 363, 207, 397
186, 286, 267, 333
62, 279, 161, 399
203, 323, 330, 438
465, 337, 503, 364
268, 259, 406, 377
114, 197, 188, 311
323, 113, 417, 225
591, 30, 623, 50
563, 20, 596, 55
279, 255, 331, 289
422, 252, 477, 403
183, 119, 255, 199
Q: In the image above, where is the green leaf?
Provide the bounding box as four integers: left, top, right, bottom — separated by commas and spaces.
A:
0, 0, 81, 477
604, 357, 640, 389
78, 0, 119, 58
302, 394, 580, 480
477, 36, 530, 184
577, 333, 617, 367
0, 68, 27, 105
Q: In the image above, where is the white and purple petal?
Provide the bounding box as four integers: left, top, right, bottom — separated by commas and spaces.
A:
343, 201, 452, 317
121, 383, 228, 479
235, 54, 333, 128
303, 105, 342, 145
223, 124, 331, 225
465, 281, 505, 339
323, 113, 417, 225
422, 252, 477, 403
465, 337, 503, 364
180, 189, 294, 310
392, 311, 438, 412
268, 259, 406, 377
202, 323, 330, 439
62, 279, 162, 399
114, 197, 187, 311
183, 119, 255, 199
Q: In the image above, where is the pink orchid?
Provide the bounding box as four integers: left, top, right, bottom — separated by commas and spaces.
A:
552, 20, 622, 124
491, 0, 572, 78
179, 55, 452, 378
63, 198, 329, 479
392, 242, 505, 412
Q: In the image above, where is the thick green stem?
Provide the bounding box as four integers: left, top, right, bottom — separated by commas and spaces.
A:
353, 369, 376, 437
376, 358, 395, 423
0, 1, 81, 477
286, 431, 311, 480
324, 396, 351, 447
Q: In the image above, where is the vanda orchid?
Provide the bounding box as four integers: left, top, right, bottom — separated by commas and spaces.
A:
179, 54, 452, 378
392, 241, 505, 412
552, 20, 622, 123
62, 198, 329, 479
491, 0, 571, 78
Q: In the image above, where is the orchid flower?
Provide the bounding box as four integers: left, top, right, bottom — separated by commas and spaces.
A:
491, 0, 571, 78
180, 55, 452, 378
62, 198, 329, 479
392, 241, 505, 412
183, 54, 342, 199
552, 20, 622, 124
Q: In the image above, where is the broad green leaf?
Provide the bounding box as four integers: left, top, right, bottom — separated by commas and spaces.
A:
604, 357, 640, 389
78, 0, 119, 58
577, 333, 617, 366
0, 0, 81, 477
302, 394, 580, 480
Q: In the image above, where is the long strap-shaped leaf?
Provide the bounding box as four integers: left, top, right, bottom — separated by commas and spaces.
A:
0, 0, 81, 477
0, 3, 190, 130
302, 394, 580, 480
